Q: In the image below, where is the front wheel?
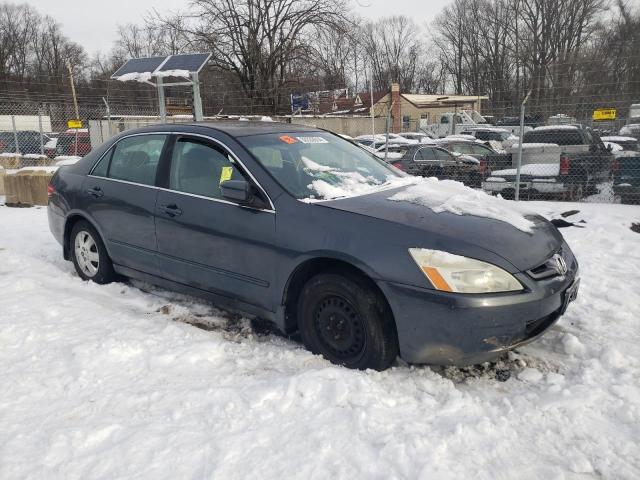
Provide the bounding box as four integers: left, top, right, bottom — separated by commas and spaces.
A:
297, 272, 399, 371
70, 220, 116, 284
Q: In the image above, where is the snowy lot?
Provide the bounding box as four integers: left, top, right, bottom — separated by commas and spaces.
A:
0, 200, 639, 479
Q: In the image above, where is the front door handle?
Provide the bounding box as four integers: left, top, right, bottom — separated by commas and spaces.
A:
159, 204, 182, 217
86, 186, 103, 198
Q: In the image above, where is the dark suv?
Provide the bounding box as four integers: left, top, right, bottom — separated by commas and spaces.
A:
0, 130, 49, 155
388, 144, 481, 186
48, 122, 580, 370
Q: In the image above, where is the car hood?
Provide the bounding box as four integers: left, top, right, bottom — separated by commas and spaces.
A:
318, 186, 563, 272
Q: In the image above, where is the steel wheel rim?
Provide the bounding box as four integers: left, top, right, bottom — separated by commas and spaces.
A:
314, 295, 366, 360
74, 230, 99, 277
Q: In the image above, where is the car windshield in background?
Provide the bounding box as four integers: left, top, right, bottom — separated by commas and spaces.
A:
240, 132, 402, 200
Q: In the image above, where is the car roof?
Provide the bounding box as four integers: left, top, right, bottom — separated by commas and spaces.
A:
118, 120, 324, 138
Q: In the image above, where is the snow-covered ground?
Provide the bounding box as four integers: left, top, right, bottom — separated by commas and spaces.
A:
0, 200, 639, 479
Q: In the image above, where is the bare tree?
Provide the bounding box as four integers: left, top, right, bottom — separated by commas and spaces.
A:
361, 16, 425, 91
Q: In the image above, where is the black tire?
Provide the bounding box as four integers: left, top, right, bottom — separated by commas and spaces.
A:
297, 271, 399, 371
70, 220, 116, 284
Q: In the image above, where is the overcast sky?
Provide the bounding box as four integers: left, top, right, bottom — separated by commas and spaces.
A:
24, 0, 450, 56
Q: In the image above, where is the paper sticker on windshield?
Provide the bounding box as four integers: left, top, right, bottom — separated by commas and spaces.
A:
296, 136, 329, 144
279, 135, 298, 144
219, 166, 233, 184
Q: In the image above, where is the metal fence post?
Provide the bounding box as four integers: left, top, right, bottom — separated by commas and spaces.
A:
38, 110, 45, 156
157, 77, 167, 122
515, 90, 532, 201
192, 72, 203, 121
11, 115, 20, 155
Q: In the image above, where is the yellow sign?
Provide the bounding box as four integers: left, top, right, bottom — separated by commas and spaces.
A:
67, 119, 83, 129
219, 166, 233, 184
593, 109, 616, 121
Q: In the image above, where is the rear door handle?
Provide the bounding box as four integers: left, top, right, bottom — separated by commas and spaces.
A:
159, 204, 182, 217
86, 186, 103, 198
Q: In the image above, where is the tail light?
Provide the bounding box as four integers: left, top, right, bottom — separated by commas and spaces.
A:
47, 183, 55, 198
392, 162, 405, 171
560, 156, 570, 175
479, 159, 487, 174
612, 158, 620, 173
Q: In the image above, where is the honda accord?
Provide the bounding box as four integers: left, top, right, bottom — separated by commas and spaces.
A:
47, 122, 579, 371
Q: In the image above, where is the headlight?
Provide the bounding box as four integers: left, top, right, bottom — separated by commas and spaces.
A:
408, 248, 523, 294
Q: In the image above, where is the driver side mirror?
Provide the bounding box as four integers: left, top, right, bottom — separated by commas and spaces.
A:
220, 179, 267, 209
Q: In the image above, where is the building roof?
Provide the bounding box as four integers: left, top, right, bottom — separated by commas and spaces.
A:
401, 94, 489, 107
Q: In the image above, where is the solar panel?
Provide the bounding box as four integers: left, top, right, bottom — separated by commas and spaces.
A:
156, 53, 211, 74
111, 56, 168, 78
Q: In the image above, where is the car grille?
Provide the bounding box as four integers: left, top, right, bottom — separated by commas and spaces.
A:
527, 247, 569, 280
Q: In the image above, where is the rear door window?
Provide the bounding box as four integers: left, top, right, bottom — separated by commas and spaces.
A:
434, 148, 453, 161
108, 134, 167, 186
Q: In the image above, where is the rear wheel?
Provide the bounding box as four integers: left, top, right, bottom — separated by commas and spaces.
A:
297, 272, 398, 371
70, 221, 115, 284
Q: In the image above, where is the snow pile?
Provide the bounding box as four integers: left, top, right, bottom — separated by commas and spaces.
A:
1, 203, 640, 478
389, 177, 536, 232
17, 166, 58, 173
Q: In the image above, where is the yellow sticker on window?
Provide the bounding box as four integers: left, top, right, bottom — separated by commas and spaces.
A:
220, 166, 233, 184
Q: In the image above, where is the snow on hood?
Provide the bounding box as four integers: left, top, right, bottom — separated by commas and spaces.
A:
388, 177, 536, 233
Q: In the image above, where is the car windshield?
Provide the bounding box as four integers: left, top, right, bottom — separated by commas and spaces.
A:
240, 132, 403, 200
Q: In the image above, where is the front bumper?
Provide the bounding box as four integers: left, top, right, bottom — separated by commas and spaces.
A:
380, 257, 579, 366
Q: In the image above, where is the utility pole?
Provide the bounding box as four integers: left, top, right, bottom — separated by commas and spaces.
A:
67, 60, 80, 121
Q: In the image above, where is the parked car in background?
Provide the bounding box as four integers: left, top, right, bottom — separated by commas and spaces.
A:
482, 126, 613, 200
48, 121, 580, 371
601, 136, 639, 152
613, 151, 640, 204
56, 129, 91, 157
0, 130, 50, 155
44, 133, 60, 158
459, 127, 518, 150
434, 138, 512, 179
387, 144, 481, 187
619, 124, 640, 139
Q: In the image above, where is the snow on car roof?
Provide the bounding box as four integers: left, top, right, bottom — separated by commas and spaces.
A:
534, 125, 580, 131
511, 143, 560, 149
601, 136, 637, 142
461, 127, 509, 133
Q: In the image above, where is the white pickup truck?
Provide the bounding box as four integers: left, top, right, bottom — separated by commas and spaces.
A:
421, 111, 489, 138
482, 126, 614, 200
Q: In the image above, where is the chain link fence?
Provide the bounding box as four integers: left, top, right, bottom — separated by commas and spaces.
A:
1, 94, 639, 205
